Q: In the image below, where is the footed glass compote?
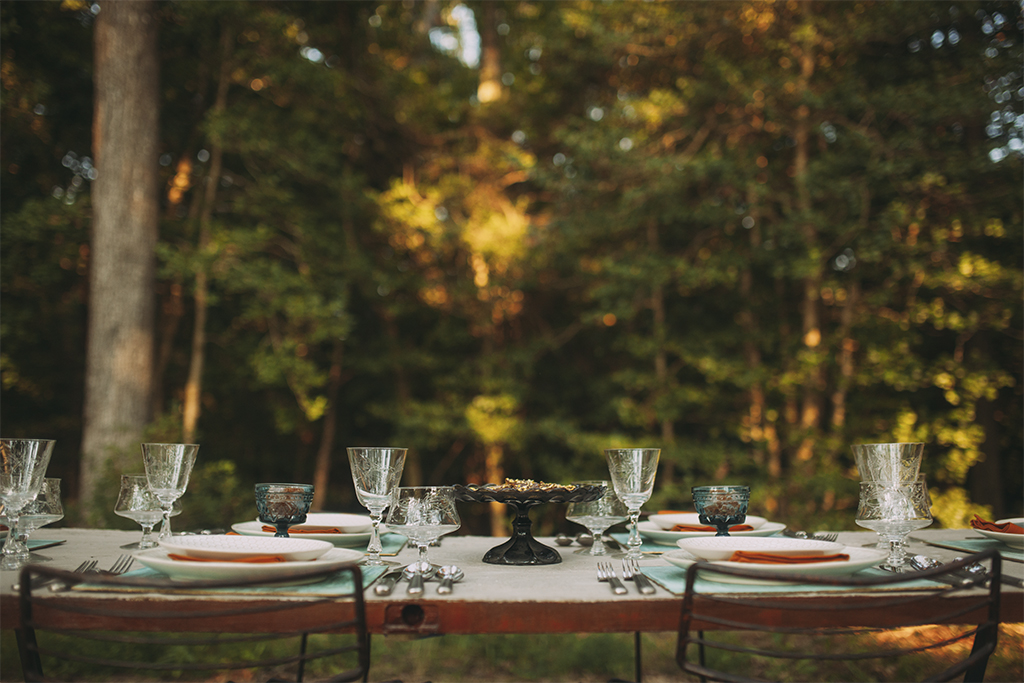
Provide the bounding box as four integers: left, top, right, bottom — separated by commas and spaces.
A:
255, 483, 315, 537
565, 481, 628, 556
142, 443, 199, 541
347, 447, 407, 566
605, 448, 661, 561
0, 438, 55, 570
856, 479, 932, 571
115, 474, 180, 549
692, 485, 750, 536
386, 487, 461, 578
12, 478, 64, 551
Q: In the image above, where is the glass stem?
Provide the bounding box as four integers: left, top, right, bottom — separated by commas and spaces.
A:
418, 543, 430, 571
2, 514, 23, 555
886, 537, 906, 568
588, 526, 608, 556
626, 509, 642, 558
366, 514, 383, 558
140, 523, 156, 548
159, 505, 173, 540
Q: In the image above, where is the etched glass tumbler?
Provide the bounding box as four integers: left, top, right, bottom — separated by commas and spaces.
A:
348, 447, 407, 566
855, 479, 932, 570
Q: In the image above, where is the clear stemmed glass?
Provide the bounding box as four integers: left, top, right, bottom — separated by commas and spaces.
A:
385, 486, 461, 576
114, 474, 180, 549
565, 480, 628, 556
141, 443, 199, 542
1, 438, 55, 569
855, 479, 932, 570
255, 483, 315, 537
347, 447, 407, 566
605, 448, 660, 561
11, 478, 64, 552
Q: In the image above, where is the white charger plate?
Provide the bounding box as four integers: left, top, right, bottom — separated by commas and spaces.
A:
661, 546, 887, 585
134, 546, 364, 582
231, 518, 374, 547
159, 535, 333, 561
648, 513, 767, 531
639, 520, 786, 546
677, 535, 844, 561
973, 517, 1024, 549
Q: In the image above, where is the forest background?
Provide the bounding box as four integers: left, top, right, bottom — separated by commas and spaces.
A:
1, 0, 1021, 539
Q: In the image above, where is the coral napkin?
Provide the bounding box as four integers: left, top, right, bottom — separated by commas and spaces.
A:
671, 524, 755, 532
970, 515, 1024, 534
167, 553, 290, 563
728, 551, 850, 564
260, 525, 344, 534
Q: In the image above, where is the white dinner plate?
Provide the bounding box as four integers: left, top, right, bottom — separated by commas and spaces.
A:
231, 517, 374, 547
159, 535, 333, 561
639, 520, 786, 546
677, 535, 845, 561
972, 517, 1024, 549
134, 546, 364, 582
661, 546, 888, 585
648, 513, 767, 531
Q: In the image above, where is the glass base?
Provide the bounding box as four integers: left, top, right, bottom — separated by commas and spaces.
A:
362, 555, 402, 567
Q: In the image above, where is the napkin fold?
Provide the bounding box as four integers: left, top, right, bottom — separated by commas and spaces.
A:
261, 525, 346, 534
970, 514, 1024, 534
167, 553, 291, 563
671, 523, 755, 532
728, 551, 850, 564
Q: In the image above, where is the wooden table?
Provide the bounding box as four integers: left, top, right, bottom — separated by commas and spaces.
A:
1, 528, 1021, 636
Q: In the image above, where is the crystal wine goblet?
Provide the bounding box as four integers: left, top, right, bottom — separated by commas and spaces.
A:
385, 486, 461, 579
692, 485, 751, 537
347, 447, 407, 566
565, 480, 628, 556
855, 479, 932, 570
605, 448, 660, 561
1, 438, 55, 569
10, 478, 63, 552
255, 483, 315, 537
141, 443, 199, 541
114, 474, 180, 549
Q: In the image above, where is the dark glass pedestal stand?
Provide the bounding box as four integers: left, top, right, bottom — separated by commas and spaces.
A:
455, 483, 605, 565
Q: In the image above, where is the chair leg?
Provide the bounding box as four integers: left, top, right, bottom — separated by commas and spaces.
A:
298, 632, 309, 682
633, 631, 642, 683
698, 630, 707, 683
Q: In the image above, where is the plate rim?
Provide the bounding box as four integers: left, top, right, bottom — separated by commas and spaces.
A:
133, 546, 364, 581
661, 546, 887, 583
647, 513, 768, 531
677, 535, 845, 561
158, 535, 333, 561
638, 520, 786, 545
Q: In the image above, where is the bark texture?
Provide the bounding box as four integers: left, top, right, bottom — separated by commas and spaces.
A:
80, 0, 160, 521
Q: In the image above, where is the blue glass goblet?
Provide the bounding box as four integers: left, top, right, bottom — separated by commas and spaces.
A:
692, 485, 750, 537
255, 483, 314, 538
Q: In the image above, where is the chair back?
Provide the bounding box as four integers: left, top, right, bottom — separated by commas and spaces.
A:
676, 548, 1002, 682
17, 562, 370, 683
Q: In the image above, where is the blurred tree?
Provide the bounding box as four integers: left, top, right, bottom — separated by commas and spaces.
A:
78, 0, 160, 521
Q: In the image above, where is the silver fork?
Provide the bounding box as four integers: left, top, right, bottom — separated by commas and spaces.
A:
15, 559, 98, 592
621, 558, 656, 595
106, 554, 134, 575
783, 530, 839, 542
596, 561, 628, 595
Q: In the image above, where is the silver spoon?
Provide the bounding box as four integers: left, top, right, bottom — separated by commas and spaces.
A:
437, 565, 464, 594
402, 563, 437, 596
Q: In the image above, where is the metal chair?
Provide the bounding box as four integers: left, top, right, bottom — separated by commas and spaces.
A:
16, 562, 370, 682
676, 548, 1002, 683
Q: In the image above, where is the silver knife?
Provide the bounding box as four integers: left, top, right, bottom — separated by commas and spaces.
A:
373, 566, 406, 596
914, 537, 1024, 564
632, 571, 657, 595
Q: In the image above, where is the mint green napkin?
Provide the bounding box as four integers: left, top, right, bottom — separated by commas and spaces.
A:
77, 564, 388, 597
643, 564, 946, 596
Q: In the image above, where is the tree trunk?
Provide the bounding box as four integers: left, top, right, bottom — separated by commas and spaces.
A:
312, 340, 345, 511
648, 221, 675, 484
477, 1, 502, 103
80, 0, 160, 522
182, 24, 231, 443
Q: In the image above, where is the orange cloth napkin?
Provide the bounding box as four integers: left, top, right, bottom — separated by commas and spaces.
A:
658, 510, 688, 515
167, 553, 290, 563
260, 525, 345, 534
728, 551, 850, 564
671, 523, 755, 532
970, 514, 1024, 534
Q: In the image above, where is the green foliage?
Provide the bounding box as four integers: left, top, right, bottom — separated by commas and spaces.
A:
0, 1, 1020, 535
